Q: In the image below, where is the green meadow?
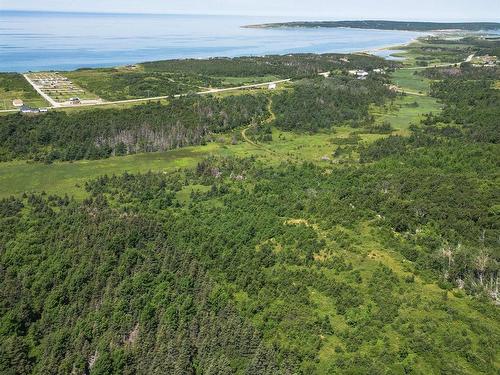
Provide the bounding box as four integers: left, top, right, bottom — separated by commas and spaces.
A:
0, 146, 219, 199
391, 69, 433, 94
0, 73, 48, 109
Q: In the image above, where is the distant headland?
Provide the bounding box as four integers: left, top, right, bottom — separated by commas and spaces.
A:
243, 20, 500, 32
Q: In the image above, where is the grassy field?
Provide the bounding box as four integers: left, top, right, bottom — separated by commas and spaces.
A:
66, 68, 223, 101
0, 105, 434, 200
0, 127, 358, 199
371, 94, 441, 135
0, 73, 48, 109
0, 137, 290, 199
0, 146, 220, 199
391, 69, 433, 94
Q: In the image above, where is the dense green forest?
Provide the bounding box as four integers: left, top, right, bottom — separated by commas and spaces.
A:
272, 76, 395, 131
142, 53, 397, 79
246, 20, 500, 31
0, 94, 268, 162
0, 40, 499, 374
1, 148, 498, 373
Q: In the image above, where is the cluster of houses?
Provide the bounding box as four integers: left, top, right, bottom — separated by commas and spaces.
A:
316, 67, 385, 81
29, 73, 83, 93
472, 55, 498, 68
347, 68, 385, 80
26, 72, 88, 104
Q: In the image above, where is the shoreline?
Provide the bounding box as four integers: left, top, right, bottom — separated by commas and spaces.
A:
6, 35, 423, 74
359, 33, 430, 58
14, 27, 491, 74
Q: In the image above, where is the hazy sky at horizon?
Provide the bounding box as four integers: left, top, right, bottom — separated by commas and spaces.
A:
1, 0, 500, 21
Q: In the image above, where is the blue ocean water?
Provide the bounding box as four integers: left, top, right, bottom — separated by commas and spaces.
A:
0, 11, 425, 72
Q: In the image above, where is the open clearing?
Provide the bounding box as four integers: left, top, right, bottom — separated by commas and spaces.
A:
24, 72, 102, 107
0, 73, 48, 109
391, 69, 433, 94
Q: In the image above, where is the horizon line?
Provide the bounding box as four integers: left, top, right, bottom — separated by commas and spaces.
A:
2, 9, 500, 23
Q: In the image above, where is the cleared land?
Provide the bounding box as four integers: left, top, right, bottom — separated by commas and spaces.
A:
24, 72, 102, 106
0, 73, 48, 109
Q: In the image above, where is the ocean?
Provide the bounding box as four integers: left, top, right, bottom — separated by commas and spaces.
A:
0, 11, 424, 72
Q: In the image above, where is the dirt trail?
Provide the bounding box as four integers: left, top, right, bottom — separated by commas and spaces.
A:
241, 97, 279, 155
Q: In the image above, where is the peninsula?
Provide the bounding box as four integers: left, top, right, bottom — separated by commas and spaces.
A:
244, 20, 500, 31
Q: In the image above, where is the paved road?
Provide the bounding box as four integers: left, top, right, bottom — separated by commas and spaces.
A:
22, 74, 60, 108
21, 78, 291, 111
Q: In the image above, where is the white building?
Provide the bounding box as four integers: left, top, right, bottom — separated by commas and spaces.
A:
20, 105, 39, 114
268, 83, 277, 90
349, 70, 369, 79
357, 71, 369, 79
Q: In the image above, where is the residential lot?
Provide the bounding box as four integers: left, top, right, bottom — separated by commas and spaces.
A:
24, 72, 102, 106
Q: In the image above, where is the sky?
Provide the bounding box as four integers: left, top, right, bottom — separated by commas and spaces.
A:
1, 0, 500, 21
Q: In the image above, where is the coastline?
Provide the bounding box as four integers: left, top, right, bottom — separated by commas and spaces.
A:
359, 33, 426, 57
1, 12, 428, 73
6, 32, 424, 73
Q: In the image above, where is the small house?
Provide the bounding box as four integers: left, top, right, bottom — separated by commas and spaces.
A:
351, 70, 369, 80
268, 83, 277, 90
358, 70, 369, 77
20, 105, 40, 114
319, 72, 331, 78
373, 68, 385, 74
